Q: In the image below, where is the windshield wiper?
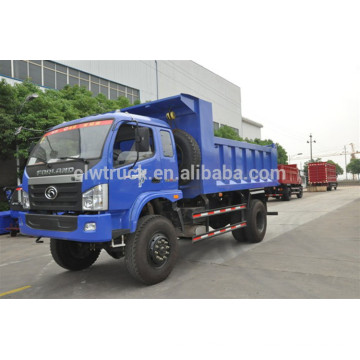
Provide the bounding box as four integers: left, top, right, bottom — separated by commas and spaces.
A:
59, 156, 89, 164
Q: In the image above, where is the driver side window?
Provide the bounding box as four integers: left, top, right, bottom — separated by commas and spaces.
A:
113, 124, 155, 167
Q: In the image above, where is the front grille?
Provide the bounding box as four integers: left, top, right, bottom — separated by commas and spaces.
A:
29, 182, 82, 211
26, 213, 77, 232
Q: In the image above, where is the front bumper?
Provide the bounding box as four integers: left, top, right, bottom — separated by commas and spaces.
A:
19, 212, 113, 243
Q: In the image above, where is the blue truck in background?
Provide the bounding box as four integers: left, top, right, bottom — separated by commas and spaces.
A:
19, 94, 278, 284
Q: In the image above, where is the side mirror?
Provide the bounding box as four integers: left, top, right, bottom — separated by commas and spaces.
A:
135, 127, 150, 152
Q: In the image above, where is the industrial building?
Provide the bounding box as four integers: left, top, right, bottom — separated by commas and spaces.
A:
0, 60, 262, 139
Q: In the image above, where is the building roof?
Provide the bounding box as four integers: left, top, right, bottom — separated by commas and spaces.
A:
242, 117, 263, 128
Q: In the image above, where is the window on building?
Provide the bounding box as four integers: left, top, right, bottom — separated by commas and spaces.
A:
44, 68, 55, 88
80, 78, 89, 90
69, 76, 79, 86
0, 60, 12, 77
14, 60, 28, 80
56, 64, 67, 74
230, 126, 239, 135
110, 89, 117, 100
118, 84, 126, 98
29, 62, 42, 85
80, 72, 89, 80
100, 85, 108, 96
69, 69, 79, 77
91, 83, 99, 95
56, 72, 67, 89
44, 61, 55, 69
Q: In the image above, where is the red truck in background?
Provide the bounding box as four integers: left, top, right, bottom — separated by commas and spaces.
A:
266, 164, 303, 201
308, 162, 338, 191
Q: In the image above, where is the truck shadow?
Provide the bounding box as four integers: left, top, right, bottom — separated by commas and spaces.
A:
30, 234, 250, 298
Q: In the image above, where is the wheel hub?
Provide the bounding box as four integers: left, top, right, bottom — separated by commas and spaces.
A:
149, 234, 170, 266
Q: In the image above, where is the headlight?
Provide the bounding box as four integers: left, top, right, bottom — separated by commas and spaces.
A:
22, 190, 30, 209
82, 184, 108, 211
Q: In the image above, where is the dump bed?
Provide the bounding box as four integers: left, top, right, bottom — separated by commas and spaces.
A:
278, 164, 301, 185
123, 94, 278, 198
308, 162, 337, 184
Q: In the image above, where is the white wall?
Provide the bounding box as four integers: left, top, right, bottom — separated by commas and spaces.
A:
157, 61, 242, 133
242, 121, 262, 140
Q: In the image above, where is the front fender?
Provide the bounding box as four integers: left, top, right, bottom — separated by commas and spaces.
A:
129, 190, 182, 232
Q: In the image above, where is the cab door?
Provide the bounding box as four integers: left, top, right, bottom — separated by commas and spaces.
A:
108, 123, 161, 211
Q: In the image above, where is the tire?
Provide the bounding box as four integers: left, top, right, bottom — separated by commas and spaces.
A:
282, 187, 291, 201
50, 239, 101, 271
10, 230, 17, 237
231, 211, 246, 242
296, 187, 303, 199
125, 215, 178, 285
232, 199, 267, 243
173, 129, 201, 185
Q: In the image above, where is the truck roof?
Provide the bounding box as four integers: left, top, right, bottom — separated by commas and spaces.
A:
49, 111, 170, 132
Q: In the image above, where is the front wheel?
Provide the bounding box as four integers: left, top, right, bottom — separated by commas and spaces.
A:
125, 215, 178, 285
50, 239, 101, 271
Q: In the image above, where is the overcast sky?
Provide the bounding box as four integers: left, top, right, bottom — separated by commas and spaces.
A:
197, 2, 359, 177
6, 0, 359, 177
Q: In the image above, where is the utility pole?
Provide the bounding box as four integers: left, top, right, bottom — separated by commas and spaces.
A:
344, 145, 348, 180
307, 133, 316, 162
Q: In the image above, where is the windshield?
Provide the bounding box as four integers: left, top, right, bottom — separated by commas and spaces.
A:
27, 120, 113, 166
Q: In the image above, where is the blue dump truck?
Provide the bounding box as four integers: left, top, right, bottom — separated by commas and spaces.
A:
19, 94, 278, 284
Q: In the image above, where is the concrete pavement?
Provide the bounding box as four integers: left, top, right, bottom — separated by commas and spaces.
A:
0, 186, 359, 298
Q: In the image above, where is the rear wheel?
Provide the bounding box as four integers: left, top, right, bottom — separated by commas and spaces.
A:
296, 187, 303, 198
232, 199, 267, 243
50, 239, 101, 271
125, 215, 178, 285
282, 187, 291, 201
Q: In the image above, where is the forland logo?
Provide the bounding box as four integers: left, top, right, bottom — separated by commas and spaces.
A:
36, 167, 75, 176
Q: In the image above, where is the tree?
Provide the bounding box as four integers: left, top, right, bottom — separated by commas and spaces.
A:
214, 125, 288, 164
326, 160, 344, 175
346, 158, 360, 178
249, 138, 288, 165
0, 80, 137, 162
214, 125, 242, 141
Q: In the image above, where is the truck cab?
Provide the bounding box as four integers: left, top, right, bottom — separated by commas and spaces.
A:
20, 113, 181, 242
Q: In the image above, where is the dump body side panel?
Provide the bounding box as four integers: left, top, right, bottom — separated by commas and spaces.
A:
123, 94, 279, 198
278, 164, 302, 185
